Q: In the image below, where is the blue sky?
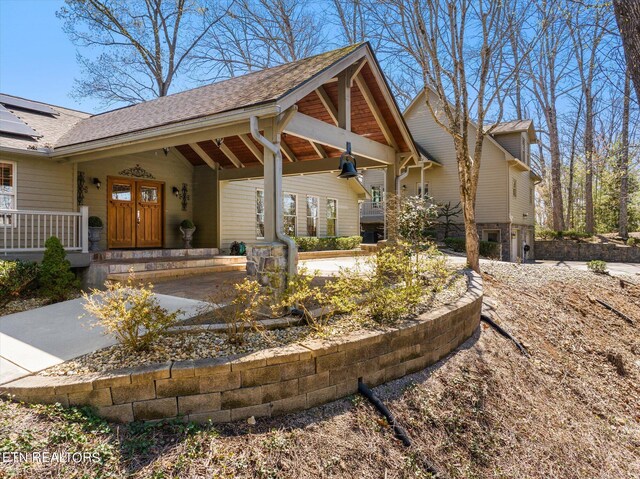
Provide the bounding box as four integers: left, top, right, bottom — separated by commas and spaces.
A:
0, 0, 102, 113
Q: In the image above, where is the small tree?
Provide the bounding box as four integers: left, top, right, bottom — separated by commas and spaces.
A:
437, 201, 463, 238
83, 273, 180, 351
39, 237, 79, 302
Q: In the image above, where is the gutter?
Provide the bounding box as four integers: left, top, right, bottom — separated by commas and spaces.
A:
0, 146, 51, 158
249, 115, 297, 281
51, 104, 281, 159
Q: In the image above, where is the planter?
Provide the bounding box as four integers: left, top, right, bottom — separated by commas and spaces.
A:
88, 226, 103, 252
180, 226, 196, 249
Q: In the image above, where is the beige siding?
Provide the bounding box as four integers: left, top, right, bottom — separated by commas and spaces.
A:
192, 165, 218, 248
81, 149, 194, 249
220, 172, 360, 251
508, 166, 535, 226
361, 168, 386, 192
0, 154, 75, 212
402, 93, 509, 223
493, 132, 522, 159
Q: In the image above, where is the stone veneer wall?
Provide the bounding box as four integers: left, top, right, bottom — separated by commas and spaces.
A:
0, 272, 482, 424
535, 241, 640, 262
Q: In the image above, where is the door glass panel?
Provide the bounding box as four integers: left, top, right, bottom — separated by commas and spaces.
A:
112, 183, 132, 201
140, 186, 158, 203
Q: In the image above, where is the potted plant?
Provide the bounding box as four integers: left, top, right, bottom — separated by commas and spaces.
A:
88, 216, 103, 252
179, 219, 196, 248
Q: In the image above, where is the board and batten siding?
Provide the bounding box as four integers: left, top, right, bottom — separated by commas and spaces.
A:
81, 149, 194, 249
403, 91, 510, 224
0, 154, 75, 212
219, 173, 361, 251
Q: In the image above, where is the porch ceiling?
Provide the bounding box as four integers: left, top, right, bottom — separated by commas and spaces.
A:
172, 62, 408, 170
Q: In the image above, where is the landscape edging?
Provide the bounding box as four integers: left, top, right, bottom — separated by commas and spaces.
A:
0, 271, 483, 424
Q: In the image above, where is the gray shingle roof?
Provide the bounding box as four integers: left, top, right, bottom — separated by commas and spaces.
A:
56, 44, 363, 149
0, 95, 89, 152
489, 119, 536, 141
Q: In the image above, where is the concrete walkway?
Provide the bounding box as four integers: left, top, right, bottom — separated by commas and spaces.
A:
0, 294, 207, 385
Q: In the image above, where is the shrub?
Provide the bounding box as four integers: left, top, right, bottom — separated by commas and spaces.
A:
443, 237, 501, 259
88, 216, 103, 228
202, 277, 265, 345
587, 260, 608, 274
536, 228, 559, 240
278, 267, 334, 333
0, 260, 38, 307
82, 273, 180, 351
180, 219, 195, 229
443, 237, 466, 252
39, 236, 79, 302
626, 237, 640, 247
536, 229, 591, 241
293, 236, 362, 252
563, 229, 591, 240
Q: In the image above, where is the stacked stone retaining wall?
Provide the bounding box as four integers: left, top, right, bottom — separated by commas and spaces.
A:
0, 272, 482, 424
535, 241, 639, 262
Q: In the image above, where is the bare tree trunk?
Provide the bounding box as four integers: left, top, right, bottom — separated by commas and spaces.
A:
613, 0, 640, 101
566, 95, 583, 229
548, 107, 565, 231
584, 92, 595, 234
619, 69, 631, 238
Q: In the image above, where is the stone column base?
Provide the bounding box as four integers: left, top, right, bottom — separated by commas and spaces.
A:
246, 243, 288, 287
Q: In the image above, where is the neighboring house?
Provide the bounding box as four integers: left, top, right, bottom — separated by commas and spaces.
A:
361, 89, 541, 262
1, 43, 418, 283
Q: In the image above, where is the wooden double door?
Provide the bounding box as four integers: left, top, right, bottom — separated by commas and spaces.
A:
107, 177, 164, 248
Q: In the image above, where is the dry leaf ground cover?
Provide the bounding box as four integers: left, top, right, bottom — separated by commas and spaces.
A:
1, 262, 639, 479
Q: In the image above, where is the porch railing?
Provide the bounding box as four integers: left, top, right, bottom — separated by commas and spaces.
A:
360, 200, 385, 218
0, 206, 89, 254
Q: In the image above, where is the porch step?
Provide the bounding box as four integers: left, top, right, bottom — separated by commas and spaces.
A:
93, 248, 220, 261
102, 255, 245, 274
106, 262, 246, 282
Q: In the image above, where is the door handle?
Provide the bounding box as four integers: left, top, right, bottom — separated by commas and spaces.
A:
137, 210, 141, 224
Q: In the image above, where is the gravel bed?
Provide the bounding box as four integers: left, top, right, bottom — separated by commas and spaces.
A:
482, 260, 639, 288
39, 273, 468, 377
2, 297, 51, 315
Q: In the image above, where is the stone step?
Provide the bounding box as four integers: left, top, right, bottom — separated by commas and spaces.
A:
93, 248, 220, 261
104, 255, 246, 274
107, 263, 246, 282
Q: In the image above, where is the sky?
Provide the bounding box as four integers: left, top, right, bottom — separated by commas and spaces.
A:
0, 0, 102, 113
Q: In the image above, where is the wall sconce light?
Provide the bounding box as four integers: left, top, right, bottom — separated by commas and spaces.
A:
172, 184, 190, 211
401, 184, 407, 191
523, 213, 529, 218
162, 147, 170, 156
93, 177, 102, 189
172, 186, 180, 197
214, 138, 224, 147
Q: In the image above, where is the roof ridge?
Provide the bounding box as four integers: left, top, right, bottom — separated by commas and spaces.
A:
86, 43, 365, 119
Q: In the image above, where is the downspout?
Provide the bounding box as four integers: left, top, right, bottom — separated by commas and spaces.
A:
249, 116, 297, 280
395, 168, 410, 194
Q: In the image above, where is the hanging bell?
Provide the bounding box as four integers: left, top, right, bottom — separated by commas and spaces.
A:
337, 142, 358, 179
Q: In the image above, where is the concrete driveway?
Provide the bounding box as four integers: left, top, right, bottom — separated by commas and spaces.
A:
0, 294, 207, 385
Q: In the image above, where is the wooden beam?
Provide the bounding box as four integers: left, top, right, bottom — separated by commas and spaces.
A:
276, 105, 298, 133
337, 67, 352, 131
219, 142, 244, 168
315, 86, 338, 125
188, 143, 218, 170
284, 112, 396, 164
310, 141, 327, 159
280, 140, 297, 162
348, 59, 367, 86
239, 134, 263, 164
354, 73, 399, 150
219, 157, 385, 181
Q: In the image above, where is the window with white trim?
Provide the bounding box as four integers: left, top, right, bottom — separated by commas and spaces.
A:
256, 189, 264, 238
512, 178, 517, 198
283, 192, 297, 236
371, 185, 383, 206
327, 198, 338, 236
416, 182, 429, 198
306, 195, 318, 236
0, 162, 16, 226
